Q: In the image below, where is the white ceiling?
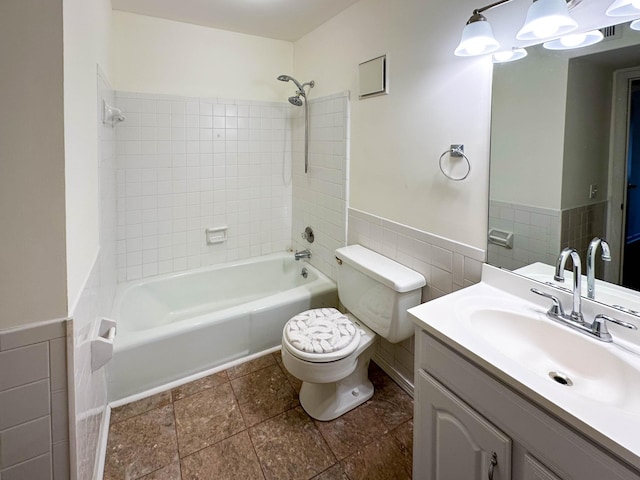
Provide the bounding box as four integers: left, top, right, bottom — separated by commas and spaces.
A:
110, 0, 360, 42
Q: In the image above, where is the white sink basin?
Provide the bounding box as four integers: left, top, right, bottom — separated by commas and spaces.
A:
462, 301, 640, 412
408, 264, 640, 469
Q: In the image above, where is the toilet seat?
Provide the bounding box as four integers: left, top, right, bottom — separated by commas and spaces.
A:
283, 308, 361, 363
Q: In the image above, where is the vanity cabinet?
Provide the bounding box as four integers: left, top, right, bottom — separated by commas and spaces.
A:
416, 369, 511, 479
413, 329, 640, 480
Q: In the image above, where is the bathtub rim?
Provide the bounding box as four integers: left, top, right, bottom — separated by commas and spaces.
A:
111, 252, 335, 349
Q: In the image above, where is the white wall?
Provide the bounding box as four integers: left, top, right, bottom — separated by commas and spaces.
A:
293, 0, 493, 250
0, 0, 68, 329
562, 57, 612, 210
111, 12, 294, 102
491, 47, 568, 210
64, 0, 114, 310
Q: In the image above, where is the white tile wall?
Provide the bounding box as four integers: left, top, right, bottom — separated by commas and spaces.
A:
69, 68, 119, 480
0, 319, 69, 480
115, 92, 293, 280
291, 92, 350, 280
488, 200, 561, 270
347, 207, 485, 386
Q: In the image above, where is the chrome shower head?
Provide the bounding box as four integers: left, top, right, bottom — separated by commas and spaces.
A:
277, 74, 304, 92
288, 96, 304, 107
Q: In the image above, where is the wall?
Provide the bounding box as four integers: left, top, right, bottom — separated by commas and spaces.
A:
0, 0, 68, 329
111, 12, 294, 102
488, 201, 561, 270
348, 208, 484, 387
64, 0, 113, 311
491, 47, 568, 210
68, 70, 119, 480
115, 92, 293, 280
0, 320, 69, 479
293, 0, 493, 250
291, 93, 350, 279
562, 56, 612, 210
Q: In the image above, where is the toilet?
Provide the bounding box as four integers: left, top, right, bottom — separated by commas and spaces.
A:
281, 244, 426, 421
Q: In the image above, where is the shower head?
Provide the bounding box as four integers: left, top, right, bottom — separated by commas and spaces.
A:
277, 74, 305, 93
288, 96, 304, 107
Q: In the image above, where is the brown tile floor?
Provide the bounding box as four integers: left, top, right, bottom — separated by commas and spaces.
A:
104, 352, 414, 480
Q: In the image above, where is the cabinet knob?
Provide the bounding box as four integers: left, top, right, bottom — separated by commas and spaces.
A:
488, 452, 498, 480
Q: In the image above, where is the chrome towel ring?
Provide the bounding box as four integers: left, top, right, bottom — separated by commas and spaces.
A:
439, 144, 471, 181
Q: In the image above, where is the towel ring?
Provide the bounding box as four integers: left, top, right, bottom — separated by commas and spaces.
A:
439, 146, 471, 181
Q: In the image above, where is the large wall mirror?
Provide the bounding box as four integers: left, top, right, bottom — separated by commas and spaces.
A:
488, 17, 640, 311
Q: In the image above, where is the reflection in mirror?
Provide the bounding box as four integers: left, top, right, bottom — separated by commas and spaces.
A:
488, 21, 640, 309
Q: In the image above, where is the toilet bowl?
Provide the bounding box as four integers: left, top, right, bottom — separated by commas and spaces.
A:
281, 245, 426, 421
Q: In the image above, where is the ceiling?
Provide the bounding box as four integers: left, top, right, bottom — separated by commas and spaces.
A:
110, 0, 360, 42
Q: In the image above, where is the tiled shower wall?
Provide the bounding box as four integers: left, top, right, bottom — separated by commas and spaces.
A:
115, 93, 293, 281
488, 200, 561, 270
291, 92, 349, 280
70, 68, 119, 480
347, 208, 485, 387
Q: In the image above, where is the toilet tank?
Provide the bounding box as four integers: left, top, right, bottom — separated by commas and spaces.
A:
335, 245, 426, 343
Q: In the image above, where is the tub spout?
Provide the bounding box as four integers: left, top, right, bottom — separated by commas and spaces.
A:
295, 249, 312, 261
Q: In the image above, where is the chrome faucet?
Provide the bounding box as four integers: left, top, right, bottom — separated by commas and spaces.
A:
531, 287, 637, 342
294, 249, 312, 261
586, 237, 611, 300
553, 247, 584, 324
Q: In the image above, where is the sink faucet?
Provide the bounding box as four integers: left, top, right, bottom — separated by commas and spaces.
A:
586, 237, 611, 300
294, 249, 312, 261
553, 247, 584, 324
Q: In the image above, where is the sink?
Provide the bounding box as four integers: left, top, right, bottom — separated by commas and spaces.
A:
460, 299, 640, 412
408, 264, 640, 469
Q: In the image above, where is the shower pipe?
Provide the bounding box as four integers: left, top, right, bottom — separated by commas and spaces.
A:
277, 75, 315, 173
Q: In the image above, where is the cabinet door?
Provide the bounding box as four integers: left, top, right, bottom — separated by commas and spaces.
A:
414, 369, 512, 480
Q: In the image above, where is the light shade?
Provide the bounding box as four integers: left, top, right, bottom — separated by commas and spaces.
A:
606, 0, 640, 16
542, 29, 604, 49
493, 48, 528, 63
516, 0, 578, 40
454, 14, 500, 57
631, 18, 640, 29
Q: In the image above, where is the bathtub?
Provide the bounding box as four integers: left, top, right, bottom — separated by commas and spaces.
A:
107, 253, 337, 402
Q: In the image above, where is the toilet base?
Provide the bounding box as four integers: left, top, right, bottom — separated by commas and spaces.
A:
299, 349, 374, 421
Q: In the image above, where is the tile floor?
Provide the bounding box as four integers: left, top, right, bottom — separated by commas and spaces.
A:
104, 352, 414, 480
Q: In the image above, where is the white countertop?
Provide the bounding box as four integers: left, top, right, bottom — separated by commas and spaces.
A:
408, 264, 640, 470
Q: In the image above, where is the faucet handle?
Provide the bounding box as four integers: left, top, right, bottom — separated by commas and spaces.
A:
531, 288, 565, 318
592, 314, 637, 342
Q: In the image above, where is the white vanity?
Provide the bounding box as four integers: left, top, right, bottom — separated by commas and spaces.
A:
409, 265, 640, 480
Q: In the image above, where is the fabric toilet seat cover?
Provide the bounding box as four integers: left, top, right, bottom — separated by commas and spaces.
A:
284, 308, 361, 362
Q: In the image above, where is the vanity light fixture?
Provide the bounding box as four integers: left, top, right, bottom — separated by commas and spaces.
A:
455, 0, 581, 57
631, 18, 640, 29
542, 29, 604, 49
516, 0, 578, 40
492, 47, 528, 62
454, 9, 502, 56
606, 0, 640, 17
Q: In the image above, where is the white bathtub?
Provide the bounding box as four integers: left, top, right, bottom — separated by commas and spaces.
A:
107, 253, 337, 401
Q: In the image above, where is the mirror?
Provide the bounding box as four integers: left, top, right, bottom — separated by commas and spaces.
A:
488, 19, 640, 312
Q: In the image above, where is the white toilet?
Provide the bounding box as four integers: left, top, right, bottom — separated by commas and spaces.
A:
281, 244, 426, 421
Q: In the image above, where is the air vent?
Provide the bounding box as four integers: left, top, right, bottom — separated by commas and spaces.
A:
600, 25, 620, 41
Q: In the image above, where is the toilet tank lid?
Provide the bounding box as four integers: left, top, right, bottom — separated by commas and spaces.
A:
335, 245, 426, 293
